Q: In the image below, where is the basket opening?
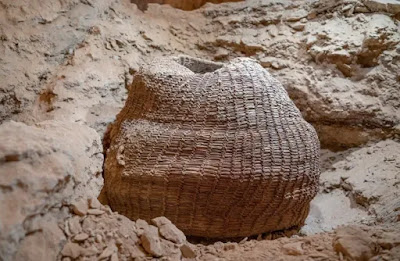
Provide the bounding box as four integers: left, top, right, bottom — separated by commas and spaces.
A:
176, 56, 223, 74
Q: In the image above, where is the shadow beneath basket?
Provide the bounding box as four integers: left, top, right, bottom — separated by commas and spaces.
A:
187, 225, 302, 245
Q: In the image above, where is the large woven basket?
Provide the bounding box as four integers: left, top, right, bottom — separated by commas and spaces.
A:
104, 56, 320, 238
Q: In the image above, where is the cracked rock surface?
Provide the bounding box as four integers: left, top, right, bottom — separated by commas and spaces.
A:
0, 120, 103, 259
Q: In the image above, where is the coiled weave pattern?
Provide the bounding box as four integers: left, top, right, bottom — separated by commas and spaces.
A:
104, 56, 320, 238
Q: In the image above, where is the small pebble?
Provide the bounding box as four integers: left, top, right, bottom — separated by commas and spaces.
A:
74, 233, 89, 242
181, 244, 197, 258
98, 246, 115, 259
72, 200, 88, 216
95, 234, 102, 243
89, 197, 101, 209
111, 253, 119, 261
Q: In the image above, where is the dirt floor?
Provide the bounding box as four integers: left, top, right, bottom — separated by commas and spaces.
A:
0, 0, 399, 260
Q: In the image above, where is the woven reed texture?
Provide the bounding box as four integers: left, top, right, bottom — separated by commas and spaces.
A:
104, 56, 320, 238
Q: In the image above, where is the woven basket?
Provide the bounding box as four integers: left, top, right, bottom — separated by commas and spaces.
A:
104, 56, 320, 238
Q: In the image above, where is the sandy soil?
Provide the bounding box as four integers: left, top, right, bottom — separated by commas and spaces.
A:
0, 0, 399, 260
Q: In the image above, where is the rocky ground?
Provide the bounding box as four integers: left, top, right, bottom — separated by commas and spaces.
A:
54, 198, 400, 261
0, 0, 399, 260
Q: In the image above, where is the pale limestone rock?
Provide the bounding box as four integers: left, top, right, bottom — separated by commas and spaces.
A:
0, 120, 103, 260
286, 9, 308, 22
136, 219, 150, 236
181, 244, 197, 258
98, 245, 117, 259
87, 209, 105, 215
290, 22, 306, 31
152, 217, 186, 244
282, 242, 304, 256
151, 216, 172, 227
14, 219, 66, 261
89, 197, 101, 209
68, 216, 82, 235
74, 233, 89, 242
111, 252, 119, 261
72, 199, 89, 216
363, 0, 400, 14
333, 226, 377, 260
61, 243, 85, 259
141, 226, 163, 257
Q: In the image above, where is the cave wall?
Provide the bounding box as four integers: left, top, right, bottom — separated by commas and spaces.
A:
131, 0, 243, 11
